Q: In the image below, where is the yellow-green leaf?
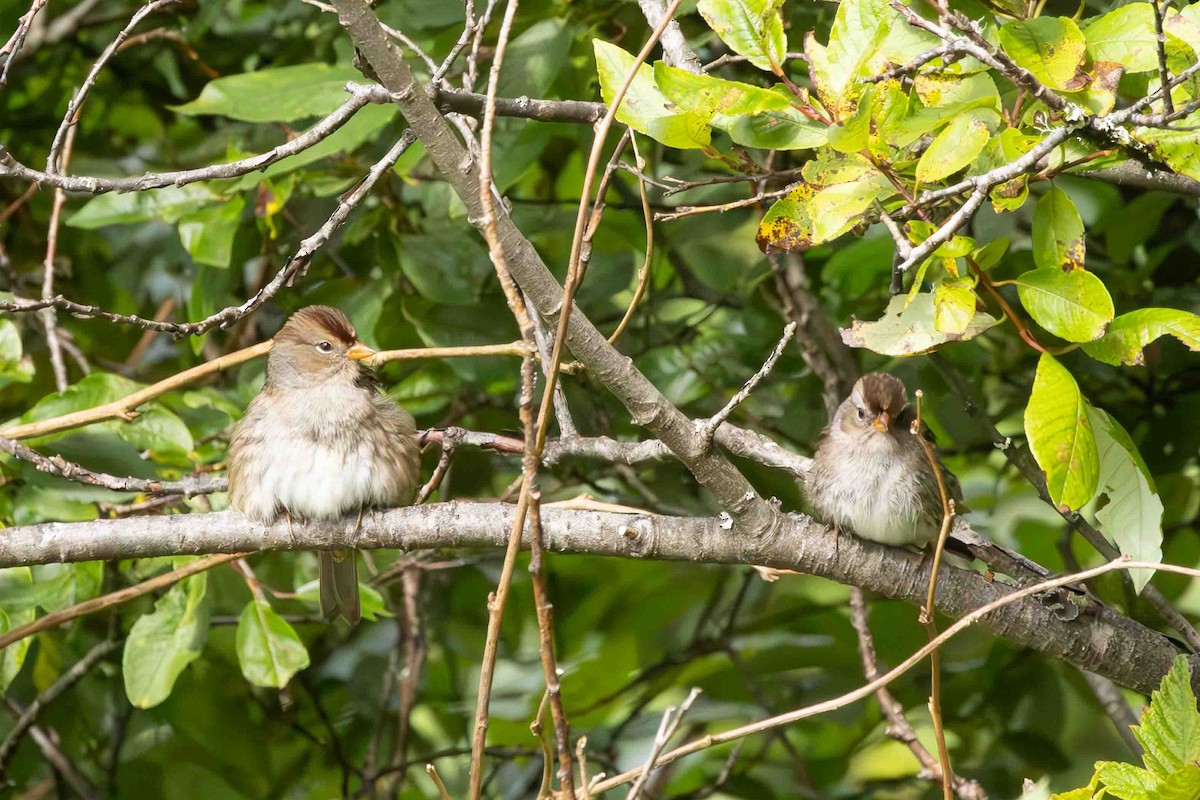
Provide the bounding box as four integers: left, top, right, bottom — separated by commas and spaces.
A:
697, 0, 786, 73
999, 17, 1087, 91
1024, 354, 1098, 512
915, 114, 990, 183
1032, 187, 1085, 271
1082, 308, 1200, 365
840, 292, 998, 356
1015, 268, 1113, 343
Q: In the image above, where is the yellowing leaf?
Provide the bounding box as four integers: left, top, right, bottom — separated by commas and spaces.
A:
915, 114, 990, 183
697, 0, 786, 72
1032, 187, 1085, 271
999, 17, 1088, 91
840, 292, 998, 356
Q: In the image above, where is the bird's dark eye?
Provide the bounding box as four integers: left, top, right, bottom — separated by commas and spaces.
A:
856, 407, 866, 421
316, 341, 334, 354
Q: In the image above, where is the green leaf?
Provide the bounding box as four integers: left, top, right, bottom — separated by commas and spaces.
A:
226, 105, 399, 192
1133, 655, 1200, 777
839, 292, 999, 356
697, 0, 786, 73
593, 41, 710, 150
235, 600, 310, 688
653, 63, 788, 118
1032, 187, 1086, 271
1024, 354, 1098, 512
0, 319, 34, 389
1087, 405, 1162, 593
720, 104, 827, 150
179, 196, 245, 268
1014, 268, 1114, 343
119, 405, 195, 463
67, 185, 220, 229
1154, 765, 1200, 800
123, 573, 211, 708
0, 607, 35, 694
999, 17, 1087, 91
1096, 760, 1158, 799
170, 64, 363, 122
1083, 3, 1159, 73
915, 113, 990, 183
1082, 308, 1200, 366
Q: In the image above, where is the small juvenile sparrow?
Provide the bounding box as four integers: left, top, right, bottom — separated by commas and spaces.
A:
227, 306, 420, 625
806, 373, 961, 548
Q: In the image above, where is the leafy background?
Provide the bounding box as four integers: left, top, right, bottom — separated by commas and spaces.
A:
0, 0, 1199, 797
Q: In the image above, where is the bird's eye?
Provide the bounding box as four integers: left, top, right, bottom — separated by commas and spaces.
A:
856, 407, 866, 421
316, 341, 334, 354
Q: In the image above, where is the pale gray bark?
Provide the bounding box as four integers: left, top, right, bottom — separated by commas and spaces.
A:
1, 503, 1189, 697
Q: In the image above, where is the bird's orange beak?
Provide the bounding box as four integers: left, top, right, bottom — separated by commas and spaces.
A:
874, 411, 891, 434
346, 341, 376, 361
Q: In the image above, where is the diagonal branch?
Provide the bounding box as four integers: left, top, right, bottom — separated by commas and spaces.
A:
328, 0, 778, 539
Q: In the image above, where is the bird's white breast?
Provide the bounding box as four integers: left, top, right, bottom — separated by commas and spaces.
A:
815, 434, 933, 547
233, 383, 403, 521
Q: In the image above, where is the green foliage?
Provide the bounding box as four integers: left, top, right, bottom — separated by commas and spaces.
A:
235, 600, 310, 688
1062, 656, 1200, 799
123, 571, 211, 708
1, 0, 1198, 796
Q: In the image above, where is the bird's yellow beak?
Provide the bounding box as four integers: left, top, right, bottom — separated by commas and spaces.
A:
346, 341, 376, 361
873, 411, 891, 434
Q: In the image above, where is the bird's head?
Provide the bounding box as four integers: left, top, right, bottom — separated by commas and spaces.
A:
840, 372, 909, 439
267, 305, 376, 387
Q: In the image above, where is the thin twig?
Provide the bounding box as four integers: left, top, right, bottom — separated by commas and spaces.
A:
0, 553, 244, 651
584, 556, 1176, 796
625, 688, 701, 800
0, 638, 119, 773
40, 120, 78, 392
698, 322, 796, 447
911, 390, 955, 800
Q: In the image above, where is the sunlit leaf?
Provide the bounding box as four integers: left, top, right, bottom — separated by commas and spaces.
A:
1083, 3, 1159, 73
179, 196, 245, 268
653, 63, 788, 118
1133, 656, 1200, 777
1015, 268, 1113, 343
999, 17, 1087, 91
1024, 354, 1098, 512
697, 0, 786, 72
932, 279, 976, 334
593, 41, 710, 149
915, 113, 990, 183
1032, 187, 1086, 271
1082, 308, 1200, 365
840, 292, 998, 356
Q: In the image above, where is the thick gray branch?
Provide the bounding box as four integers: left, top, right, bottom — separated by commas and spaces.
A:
1, 504, 1188, 697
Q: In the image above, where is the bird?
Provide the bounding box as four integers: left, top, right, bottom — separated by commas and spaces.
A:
227, 306, 421, 625
805, 372, 961, 549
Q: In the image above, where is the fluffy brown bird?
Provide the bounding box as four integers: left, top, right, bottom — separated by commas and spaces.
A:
805, 373, 961, 548
227, 306, 420, 625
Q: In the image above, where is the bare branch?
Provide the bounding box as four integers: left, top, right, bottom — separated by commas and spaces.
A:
0, 505, 1190, 698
